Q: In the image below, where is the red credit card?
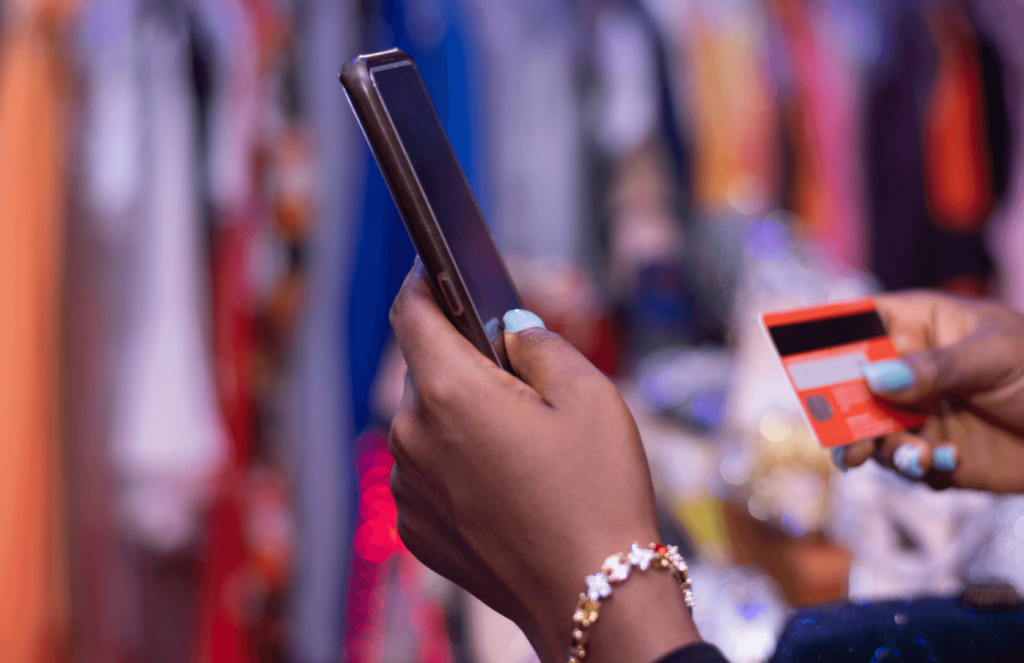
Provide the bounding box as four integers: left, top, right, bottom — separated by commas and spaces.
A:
761, 299, 926, 448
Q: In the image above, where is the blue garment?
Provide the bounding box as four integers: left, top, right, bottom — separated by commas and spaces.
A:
337, 0, 487, 656
347, 0, 487, 435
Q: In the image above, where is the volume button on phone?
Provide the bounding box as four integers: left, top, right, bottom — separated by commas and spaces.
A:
437, 271, 464, 316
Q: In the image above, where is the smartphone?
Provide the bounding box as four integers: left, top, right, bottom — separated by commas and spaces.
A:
340, 49, 522, 370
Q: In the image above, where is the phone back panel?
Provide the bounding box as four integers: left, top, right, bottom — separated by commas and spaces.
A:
341, 50, 521, 369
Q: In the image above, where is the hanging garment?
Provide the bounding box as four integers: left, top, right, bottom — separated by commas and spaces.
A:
587, 5, 678, 279
74, 0, 153, 658
468, 0, 581, 261
191, 4, 258, 662
198, 196, 260, 663
107, 1, 228, 553
771, 0, 874, 269
0, 1, 74, 661
347, 0, 485, 437
922, 2, 993, 234
76, 4, 229, 659
667, 0, 778, 215
193, 0, 286, 660
289, 1, 361, 660
864, 3, 993, 292
199, 0, 261, 216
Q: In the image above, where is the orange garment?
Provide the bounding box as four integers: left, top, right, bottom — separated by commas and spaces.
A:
923, 3, 992, 232
0, 2, 73, 661
680, 8, 777, 213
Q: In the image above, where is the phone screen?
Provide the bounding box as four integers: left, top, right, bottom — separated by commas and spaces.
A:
371, 62, 520, 341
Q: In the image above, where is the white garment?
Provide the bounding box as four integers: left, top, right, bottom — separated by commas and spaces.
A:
83, 4, 228, 552
592, 9, 658, 157
195, 0, 261, 214
467, 0, 582, 261
831, 462, 995, 601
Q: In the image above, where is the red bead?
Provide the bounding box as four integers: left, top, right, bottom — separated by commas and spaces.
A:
656, 545, 667, 556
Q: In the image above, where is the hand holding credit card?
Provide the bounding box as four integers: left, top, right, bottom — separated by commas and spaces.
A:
762, 299, 926, 448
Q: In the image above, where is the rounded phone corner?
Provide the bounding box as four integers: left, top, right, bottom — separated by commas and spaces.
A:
339, 57, 371, 93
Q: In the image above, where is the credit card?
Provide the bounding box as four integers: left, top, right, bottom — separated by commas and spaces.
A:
761, 299, 926, 448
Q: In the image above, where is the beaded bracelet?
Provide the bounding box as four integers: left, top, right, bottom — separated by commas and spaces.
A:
566, 543, 694, 663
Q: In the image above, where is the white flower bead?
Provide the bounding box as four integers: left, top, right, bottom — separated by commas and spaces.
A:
628, 543, 656, 571
586, 573, 612, 601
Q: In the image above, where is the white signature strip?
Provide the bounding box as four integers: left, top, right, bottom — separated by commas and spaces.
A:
787, 352, 867, 391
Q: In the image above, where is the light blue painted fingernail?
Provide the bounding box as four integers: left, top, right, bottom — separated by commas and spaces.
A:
862, 360, 915, 394
893, 445, 925, 478
933, 445, 958, 472
831, 446, 848, 472
503, 309, 546, 333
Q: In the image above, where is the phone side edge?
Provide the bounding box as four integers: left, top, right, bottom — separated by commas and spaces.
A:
339, 55, 505, 367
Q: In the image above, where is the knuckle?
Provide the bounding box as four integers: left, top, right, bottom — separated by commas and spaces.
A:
416, 372, 465, 410
389, 464, 409, 504
390, 474, 426, 556
518, 330, 575, 355
394, 512, 419, 553
389, 463, 401, 491
389, 408, 418, 458
919, 346, 952, 390
389, 287, 417, 328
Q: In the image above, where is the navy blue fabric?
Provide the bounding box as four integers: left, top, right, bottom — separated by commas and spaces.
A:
770, 597, 1024, 663
655, 642, 729, 663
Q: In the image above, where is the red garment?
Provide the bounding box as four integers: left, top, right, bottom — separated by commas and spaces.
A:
923, 4, 993, 232
196, 214, 257, 663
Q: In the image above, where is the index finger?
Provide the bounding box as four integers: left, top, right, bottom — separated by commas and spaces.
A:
389, 263, 494, 385
873, 291, 939, 355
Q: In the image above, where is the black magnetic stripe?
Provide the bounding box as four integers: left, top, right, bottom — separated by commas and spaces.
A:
768, 311, 886, 357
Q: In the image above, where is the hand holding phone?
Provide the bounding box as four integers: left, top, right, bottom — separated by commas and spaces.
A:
385, 266, 701, 663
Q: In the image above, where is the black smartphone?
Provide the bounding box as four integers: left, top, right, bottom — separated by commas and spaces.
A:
340, 49, 522, 370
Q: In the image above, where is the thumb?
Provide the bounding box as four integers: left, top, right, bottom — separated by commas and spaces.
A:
862, 333, 1013, 404
502, 309, 606, 406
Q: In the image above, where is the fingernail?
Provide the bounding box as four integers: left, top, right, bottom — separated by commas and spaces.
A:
862, 360, 915, 394
933, 445, 958, 472
831, 446, 848, 472
893, 445, 925, 478
503, 309, 546, 333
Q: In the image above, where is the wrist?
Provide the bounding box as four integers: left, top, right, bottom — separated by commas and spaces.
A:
585, 565, 701, 663
522, 542, 702, 663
